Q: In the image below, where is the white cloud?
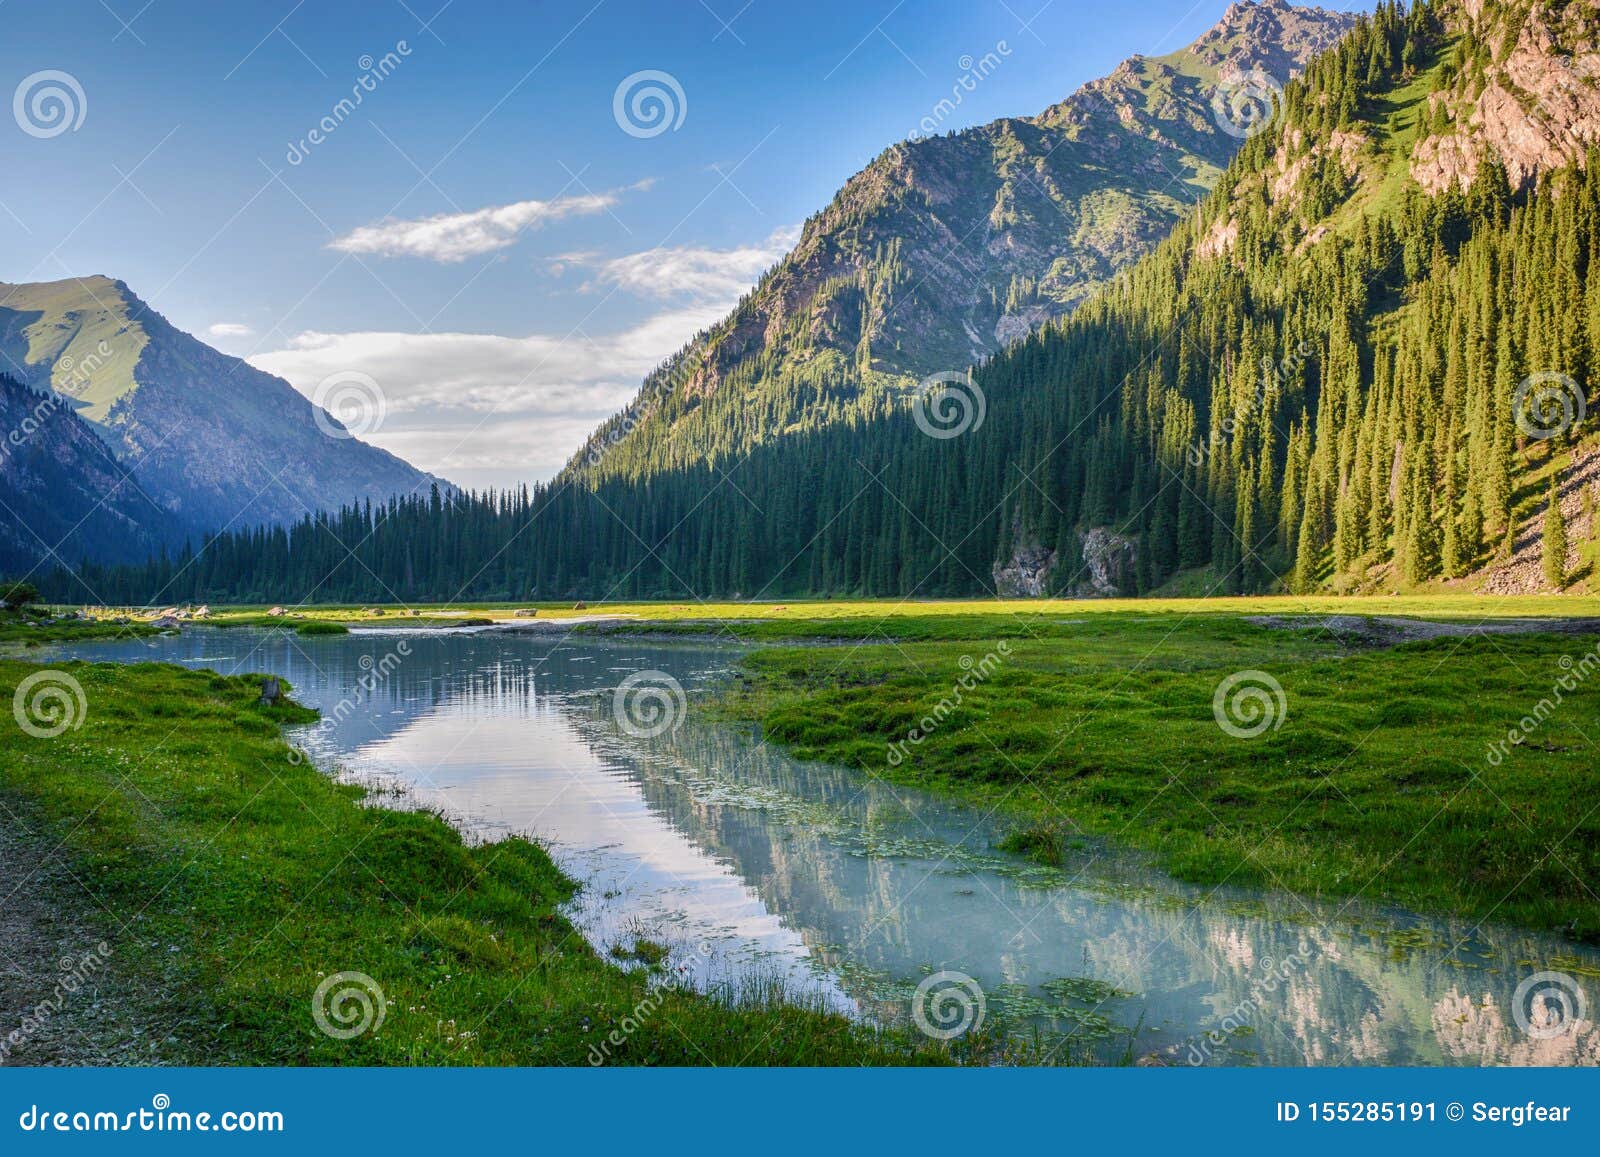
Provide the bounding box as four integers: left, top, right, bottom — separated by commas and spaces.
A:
573, 225, 799, 302
329, 183, 651, 263
208, 322, 254, 337
249, 302, 729, 485
255, 224, 800, 487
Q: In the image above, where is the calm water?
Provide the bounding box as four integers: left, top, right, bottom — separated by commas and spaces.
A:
49, 627, 1600, 1065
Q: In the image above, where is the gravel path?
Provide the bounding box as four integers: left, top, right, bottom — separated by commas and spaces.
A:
0, 810, 164, 1066
1246, 613, 1600, 646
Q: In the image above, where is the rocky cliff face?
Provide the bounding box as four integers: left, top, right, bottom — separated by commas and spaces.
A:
0, 276, 444, 539
1412, 0, 1600, 193
575, 1, 1357, 480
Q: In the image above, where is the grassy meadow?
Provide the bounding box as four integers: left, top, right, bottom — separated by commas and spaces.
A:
4, 592, 1599, 1068
703, 607, 1600, 939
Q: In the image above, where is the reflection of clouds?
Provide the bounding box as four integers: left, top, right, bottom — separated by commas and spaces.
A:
1211, 926, 1256, 971
1344, 1010, 1389, 1064
1432, 989, 1600, 1066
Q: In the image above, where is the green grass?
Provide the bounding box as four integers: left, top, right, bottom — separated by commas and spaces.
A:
0, 610, 155, 649
714, 612, 1600, 939
0, 660, 947, 1066
67, 592, 1600, 636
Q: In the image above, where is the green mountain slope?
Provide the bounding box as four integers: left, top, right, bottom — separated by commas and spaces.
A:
0, 276, 443, 538
571, 0, 1356, 481
74, 0, 1600, 604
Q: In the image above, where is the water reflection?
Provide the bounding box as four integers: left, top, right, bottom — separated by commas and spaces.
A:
49, 628, 1600, 1065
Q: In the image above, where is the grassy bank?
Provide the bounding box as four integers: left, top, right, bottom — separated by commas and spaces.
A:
714, 611, 1600, 939
0, 659, 939, 1066
62, 592, 1600, 634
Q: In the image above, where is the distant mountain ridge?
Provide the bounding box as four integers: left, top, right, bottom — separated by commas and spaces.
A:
0, 371, 178, 575
571, 0, 1357, 481
0, 275, 444, 554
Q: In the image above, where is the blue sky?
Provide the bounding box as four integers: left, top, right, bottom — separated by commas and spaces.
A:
1, 0, 1364, 488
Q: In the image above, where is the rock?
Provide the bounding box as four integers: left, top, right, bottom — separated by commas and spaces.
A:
192, 605, 210, 619
1480, 449, 1599, 595
573, 602, 588, 610
1077, 527, 1138, 596
1410, 2, 1600, 194
259, 677, 282, 706
513, 609, 539, 618
151, 616, 181, 629
993, 540, 1057, 598
266, 606, 286, 617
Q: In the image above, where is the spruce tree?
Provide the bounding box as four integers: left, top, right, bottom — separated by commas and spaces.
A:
1543, 483, 1569, 589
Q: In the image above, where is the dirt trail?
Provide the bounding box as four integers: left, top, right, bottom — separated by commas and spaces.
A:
0, 813, 149, 1066
1247, 613, 1600, 647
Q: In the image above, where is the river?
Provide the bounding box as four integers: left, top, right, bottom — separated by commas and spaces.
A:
45, 626, 1600, 1066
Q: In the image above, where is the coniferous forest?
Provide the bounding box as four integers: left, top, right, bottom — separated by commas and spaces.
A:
53, 0, 1600, 605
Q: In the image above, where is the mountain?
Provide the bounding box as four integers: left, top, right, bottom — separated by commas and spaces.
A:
571, 0, 1356, 480
72, 0, 1600, 604
0, 371, 179, 575
0, 275, 443, 542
